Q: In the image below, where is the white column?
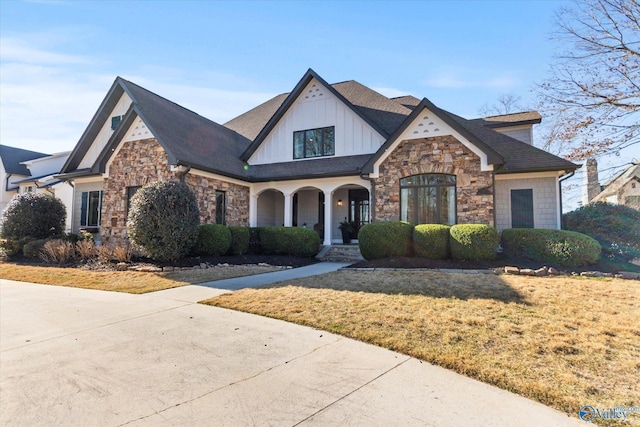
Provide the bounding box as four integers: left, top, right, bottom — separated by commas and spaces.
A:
283, 192, 292, 227
249, 193, 258, 227
323, 190, 332, 246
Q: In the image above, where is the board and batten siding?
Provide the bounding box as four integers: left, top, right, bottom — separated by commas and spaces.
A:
248, 78, 385, 165
495, 176, 559, 231
71, 181, 104, 234
78, 92, 133, 169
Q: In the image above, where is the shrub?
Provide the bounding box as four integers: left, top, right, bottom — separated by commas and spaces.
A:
248, 227, 262, 254
563, 202, 640, 262
75, 240, 97, 261
39, 239, 75, 264
501, 228, 601, 267
112, 243, 132, 263
96, 245, 113, 263
228, 226, 250, 255
23, 239, 48, 258
1, 192, 66, 240
449, 224, 499, 261
127, 181, 200, 262
358, 221, 414, 260
195, 224, 231, 256
413, 224, 450, 259
1, 237, 33, 257
260, 226, 321, 257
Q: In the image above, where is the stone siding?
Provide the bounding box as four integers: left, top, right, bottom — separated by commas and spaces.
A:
374, 136, 494, 225
101, 138, 249, 243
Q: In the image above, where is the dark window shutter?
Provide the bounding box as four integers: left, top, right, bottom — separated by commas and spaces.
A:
80, 192, 88, 226
511, 189, 534, 228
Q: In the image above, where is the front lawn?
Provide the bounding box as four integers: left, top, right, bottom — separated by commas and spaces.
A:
0, 263, 280, 294
203, 270, 640, 425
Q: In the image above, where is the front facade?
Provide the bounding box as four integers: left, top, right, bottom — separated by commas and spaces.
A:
57, 70, 578, 246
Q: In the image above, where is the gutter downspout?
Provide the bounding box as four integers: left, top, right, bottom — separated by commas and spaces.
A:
558, 170, 575, 229
176, 165, 191, 183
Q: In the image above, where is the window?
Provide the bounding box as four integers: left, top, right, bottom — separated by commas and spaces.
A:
215, 190, 226, 225
126, 186, 141, 217
293, 126, 335, 159
111, 115, 122, 130
511, 189, 534, 228
400, 174, 456, 225
80, 190, 103, 227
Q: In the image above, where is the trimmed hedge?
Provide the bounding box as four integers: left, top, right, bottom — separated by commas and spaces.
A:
127, 181, 200, 262
358, 221, 413, 260
449, 224, 499, 261
413, 224, 450, 259
228, 226, 250, 255
501, 228, 601, 267
259, 226, 321, 257
1, 192, 66, 242
23, 239, 49, 258
195, 224, 231, 256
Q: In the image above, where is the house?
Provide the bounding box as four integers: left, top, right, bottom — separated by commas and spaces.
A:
584, 158, 640, 210
0, 145, 74, 231
57, 69, 579, 246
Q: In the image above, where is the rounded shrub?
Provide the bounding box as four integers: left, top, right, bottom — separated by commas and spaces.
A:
563, 202, 640, 262
260, 226, 321, 257
358, 221, 414, 260
449, 224, 499, 261
1, 192, 66, 241
195, 224, 231, 256
127, 181, 200, 262
23, 239, 49, 258
413, 224, 450, 259
228, 226, 250, 255
501, 228, 601, 267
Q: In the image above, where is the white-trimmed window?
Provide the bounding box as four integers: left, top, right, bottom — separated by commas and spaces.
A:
400, 174, 456, 225
81, 190, 103, 227
293, 126, 335, 159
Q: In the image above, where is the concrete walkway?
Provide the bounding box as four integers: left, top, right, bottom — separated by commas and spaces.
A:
0, 278, 583, 426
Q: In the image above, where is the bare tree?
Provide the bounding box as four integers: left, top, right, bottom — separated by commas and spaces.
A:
537, 0, 640, 160
478, 94, 525, 116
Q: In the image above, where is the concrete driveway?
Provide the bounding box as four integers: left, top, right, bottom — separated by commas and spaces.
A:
0, 279, 583, 426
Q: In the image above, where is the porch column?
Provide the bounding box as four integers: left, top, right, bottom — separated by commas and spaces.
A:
323, 190, 332, 246
283, 192, 292, 227
249, 193, 258, 227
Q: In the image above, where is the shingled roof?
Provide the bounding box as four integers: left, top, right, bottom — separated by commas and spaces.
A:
0, 145, 48, 176
469, 111, 542, 128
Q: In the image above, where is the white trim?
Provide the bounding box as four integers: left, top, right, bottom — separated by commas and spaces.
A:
71, 176, 103, 184
370, 107, 493, 178
495, 171, 563, 180
555, 175, 561, 229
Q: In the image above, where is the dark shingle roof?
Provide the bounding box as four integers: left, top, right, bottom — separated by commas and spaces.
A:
470, 111, 542, 128
246, 154, 372, 182
0, 145, 48, 176
391, 95, 421, 110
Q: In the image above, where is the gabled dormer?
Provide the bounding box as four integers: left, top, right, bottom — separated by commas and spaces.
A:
240, 69, 401, 165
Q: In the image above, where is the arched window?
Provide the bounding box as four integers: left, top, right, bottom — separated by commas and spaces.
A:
400, 174, 456, 225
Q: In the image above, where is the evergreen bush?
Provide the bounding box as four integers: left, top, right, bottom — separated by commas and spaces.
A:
413, 224, 450, 259
1, 193, 66, 246
501, 228, 601, 267
195, 224, 232, 256
358, 221, 414, 260
228, 226, 250, 255
449, 224, 499, 261
127, 181, 200, 262
260, 226, 321, 257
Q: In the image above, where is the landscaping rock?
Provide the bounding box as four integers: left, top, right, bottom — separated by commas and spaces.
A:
534, 267, 548, 277
520, 268, 536, 276
140, 266, 162, 273
580, 271, 604, 278
548, 267, 559, 275
116, 262, 129, 271
200, 263, 208, 269
620, 271, 640, 280
505, 266, 520, 275
162, 266, 174, 272
258, 262, 271, 267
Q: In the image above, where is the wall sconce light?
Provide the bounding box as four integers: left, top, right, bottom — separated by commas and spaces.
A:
337, 199, 343, 207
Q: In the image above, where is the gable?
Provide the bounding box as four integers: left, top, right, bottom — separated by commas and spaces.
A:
248, 78, 385, 165
77, 91, 132, 169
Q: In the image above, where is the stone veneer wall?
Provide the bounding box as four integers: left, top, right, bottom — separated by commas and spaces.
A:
374, 135, 494, 225
101, 138, 249, 243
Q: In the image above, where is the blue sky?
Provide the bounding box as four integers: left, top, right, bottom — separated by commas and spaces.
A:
2, 0, 619, 210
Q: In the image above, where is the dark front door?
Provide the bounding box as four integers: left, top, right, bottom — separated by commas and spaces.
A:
349, 189, 370, 238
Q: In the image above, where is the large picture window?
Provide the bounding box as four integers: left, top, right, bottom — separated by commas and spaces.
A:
400, 174, 456, 225
293, 126, 335, 159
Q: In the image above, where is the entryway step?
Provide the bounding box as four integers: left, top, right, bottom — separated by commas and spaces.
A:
316, 245, 365, 263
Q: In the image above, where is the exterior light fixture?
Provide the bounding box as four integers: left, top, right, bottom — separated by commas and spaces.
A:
337, 199, 343, 207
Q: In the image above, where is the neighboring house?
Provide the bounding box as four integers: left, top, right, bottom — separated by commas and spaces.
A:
57, 69, 579, 246
584, 158, 640, 210
0, 145, 74, 232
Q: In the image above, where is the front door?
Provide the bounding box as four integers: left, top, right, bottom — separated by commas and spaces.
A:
349, 189, 369, 238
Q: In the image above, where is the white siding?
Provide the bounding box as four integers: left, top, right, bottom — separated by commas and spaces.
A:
78, 92, 133, 169
257, 190, 284, 226
296, 190, 318, 228
71, 181, 104, 233
248, 78, 385, 165
495, 176, 559, 231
